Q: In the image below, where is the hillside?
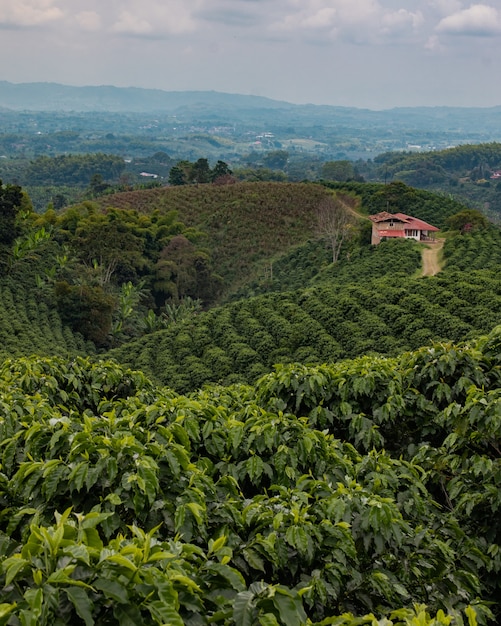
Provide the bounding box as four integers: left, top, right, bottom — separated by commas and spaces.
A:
93, 182, 333, 296
372, 143, 501, 219
108, 262, 501, 392
3, 171, 501, 623
0, 179, 494, 367
93, 180, 467, 299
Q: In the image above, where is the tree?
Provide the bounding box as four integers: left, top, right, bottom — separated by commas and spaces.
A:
262, 150, 289, 170
321, 160, 355, 182
190, 158, 211, 184
211, 160, 233, 183
168, 165, 187, 186
73, 216, 144, 286
88, 173, 109, 197
446, 209, 489, 233
315, 195, 355, 263
54, 280, 115, 346
0, 179, 23, 247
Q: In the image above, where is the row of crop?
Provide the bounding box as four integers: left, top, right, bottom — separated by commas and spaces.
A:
230, 236, 423, 301
111, 267, 501, 392
444, 228, 501, 270
0, 281, 90, 359
0, 348, 499, 623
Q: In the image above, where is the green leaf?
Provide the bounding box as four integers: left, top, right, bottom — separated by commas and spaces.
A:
205, 562, 246, 592
104, 554, 137, 572
0, 603, 16, 625
147, 600, 184, 626
94, 578, 129, 604
259, 614, 280, 626
272, 588, 307, 626
113, 603, 145, 626
65, 587, 94, 626
68, 462, 89, 493
233, 589, 256, 626
186, 501, 205, 525
243, 548, 266, 573
63, 543, 91, 566
169, 574, 201, 592
2, 555, 29, 586
209, 535, 227, 555
465, 606, 478, 626
285, 526, 310, 556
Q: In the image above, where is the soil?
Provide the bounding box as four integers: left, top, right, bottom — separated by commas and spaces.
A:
421, 239, 444, 276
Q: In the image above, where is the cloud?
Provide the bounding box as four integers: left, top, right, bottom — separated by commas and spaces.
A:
381, 9, 424, 35
271, 0, 423, 43
112, 11, 153, 36
427, 0, 463, 16
75, 11, 102, 32
109, 1, 200, 37
0, 0, 63, 27
194, 0, 279, 29
436, 3, 501, 36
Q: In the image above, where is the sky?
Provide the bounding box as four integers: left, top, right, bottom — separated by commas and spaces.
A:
0, 0, 500, 109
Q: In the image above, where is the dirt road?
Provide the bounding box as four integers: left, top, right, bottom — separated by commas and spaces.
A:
421, 239, 444, 276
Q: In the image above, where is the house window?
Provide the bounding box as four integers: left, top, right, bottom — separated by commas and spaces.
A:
405, 229, 419, 237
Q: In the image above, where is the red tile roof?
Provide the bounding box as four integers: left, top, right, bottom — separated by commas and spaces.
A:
369, 211, 439, 232
394, 213, 439, 232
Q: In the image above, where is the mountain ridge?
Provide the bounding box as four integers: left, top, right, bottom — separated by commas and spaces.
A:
1, 80, 501, 116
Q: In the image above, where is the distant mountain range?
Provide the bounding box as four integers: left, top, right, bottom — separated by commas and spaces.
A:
0, 81, 295, 113
1, 81, 501, 146
0, 80, 500, 118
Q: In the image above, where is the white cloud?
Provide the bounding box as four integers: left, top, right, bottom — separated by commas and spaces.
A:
75, 11, 102, 32
112, 11, 153, 35
270, 0, 424, 43
109, 1, 200, 37
436, 3, 501, 35
381, 9, 424, 35
0, 0, 63, 27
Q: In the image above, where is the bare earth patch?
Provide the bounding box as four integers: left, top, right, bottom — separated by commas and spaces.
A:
421, 239, 444, 276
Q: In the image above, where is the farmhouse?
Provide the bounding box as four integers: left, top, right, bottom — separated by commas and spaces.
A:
369, 211, 439, 245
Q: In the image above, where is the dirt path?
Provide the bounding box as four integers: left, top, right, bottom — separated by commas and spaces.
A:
421, 239, 444, 276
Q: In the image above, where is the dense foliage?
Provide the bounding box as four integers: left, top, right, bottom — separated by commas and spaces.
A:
230, 236, 420, 299
443, 227, 501, 270
370, 144, 501, 219
322, 181, 466, 229
0, 279, 91, 361
374, 142, 501, 184
109, 255, 501, 392
1, 327, 501, 623
22, 154, 126, 187
3, 162, 501, 624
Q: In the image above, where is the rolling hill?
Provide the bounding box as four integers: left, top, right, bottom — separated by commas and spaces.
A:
2, 177, 501, 623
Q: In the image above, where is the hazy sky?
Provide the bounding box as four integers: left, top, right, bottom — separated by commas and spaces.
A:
0, 0, 499, 109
